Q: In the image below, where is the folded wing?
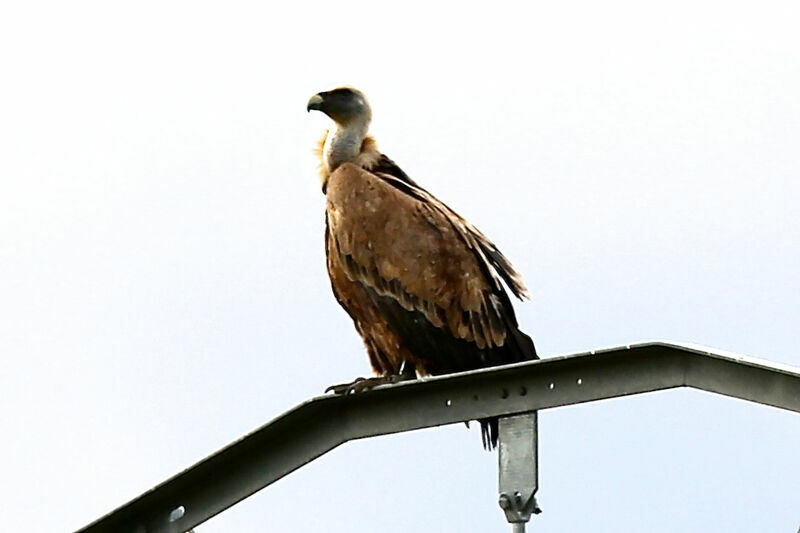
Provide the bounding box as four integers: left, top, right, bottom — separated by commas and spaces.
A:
325, 162, 536, 377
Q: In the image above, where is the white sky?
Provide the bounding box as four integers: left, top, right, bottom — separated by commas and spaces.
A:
1, 0, 799, 531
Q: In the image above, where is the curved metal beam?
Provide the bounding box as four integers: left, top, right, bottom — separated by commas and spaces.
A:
76, 342, 800, 533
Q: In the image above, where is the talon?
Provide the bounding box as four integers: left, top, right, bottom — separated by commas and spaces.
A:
326, 376, 368, 395
325, 374, 412, 395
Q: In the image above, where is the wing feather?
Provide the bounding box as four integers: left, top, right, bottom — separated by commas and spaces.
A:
326, 162, 525, 352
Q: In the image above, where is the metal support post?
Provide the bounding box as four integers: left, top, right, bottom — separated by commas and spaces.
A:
77, 343, 800, 533
498, 412, 541, 532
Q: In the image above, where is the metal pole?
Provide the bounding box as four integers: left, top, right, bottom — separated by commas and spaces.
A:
498, 412, 541, 532
77, 343, 800, 533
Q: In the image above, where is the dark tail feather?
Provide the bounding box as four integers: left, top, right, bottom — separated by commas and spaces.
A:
478, 330, 536, 450
480, 417, 499, 449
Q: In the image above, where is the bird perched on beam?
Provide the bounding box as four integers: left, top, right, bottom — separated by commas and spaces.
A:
307, 87, 537, 448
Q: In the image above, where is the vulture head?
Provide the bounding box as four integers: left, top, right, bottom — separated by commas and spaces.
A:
307, 87, 372, 127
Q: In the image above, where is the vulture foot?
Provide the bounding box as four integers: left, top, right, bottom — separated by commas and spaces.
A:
325, 374, 407, 395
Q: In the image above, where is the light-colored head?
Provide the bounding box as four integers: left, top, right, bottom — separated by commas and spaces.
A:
307, 87, 372, 127
308, 87, 378, 178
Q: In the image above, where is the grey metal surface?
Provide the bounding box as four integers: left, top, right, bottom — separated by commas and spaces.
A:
77, 342, 800, 533
498, 413, 541, 531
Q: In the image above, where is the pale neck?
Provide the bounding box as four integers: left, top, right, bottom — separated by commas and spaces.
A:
324, 119, 370, 171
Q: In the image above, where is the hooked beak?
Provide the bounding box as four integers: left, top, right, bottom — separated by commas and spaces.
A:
306, 93, 324, 112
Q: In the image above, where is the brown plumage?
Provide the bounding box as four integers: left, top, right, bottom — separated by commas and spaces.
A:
308, 87, 537, 448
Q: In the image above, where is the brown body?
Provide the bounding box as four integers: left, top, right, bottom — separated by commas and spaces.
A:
309, 88, 537, 447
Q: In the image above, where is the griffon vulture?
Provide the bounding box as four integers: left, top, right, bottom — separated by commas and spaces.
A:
307, 87, 537, 448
